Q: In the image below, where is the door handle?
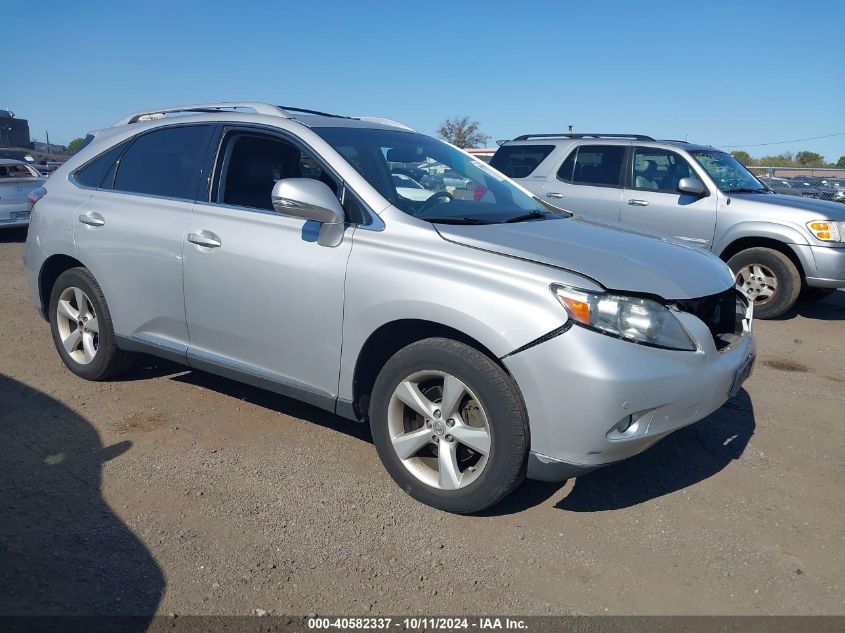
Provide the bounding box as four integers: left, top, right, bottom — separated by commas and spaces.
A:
545, 192, 565, 199
187, 232, 222, 248
79, 212, 105, 227
627, 199, 649, 206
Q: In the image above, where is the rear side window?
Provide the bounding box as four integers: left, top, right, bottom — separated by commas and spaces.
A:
490, 145, 554, 178
558, 145, 626, 187
113, 125, 212, 200
74, 141, 128, 189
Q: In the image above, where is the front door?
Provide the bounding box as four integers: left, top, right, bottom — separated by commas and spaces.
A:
620, 146, 717, 247
182, 128, 353, 409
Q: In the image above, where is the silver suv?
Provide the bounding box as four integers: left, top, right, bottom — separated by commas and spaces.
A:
491, 134, 845, 318
24, 104, 755, 513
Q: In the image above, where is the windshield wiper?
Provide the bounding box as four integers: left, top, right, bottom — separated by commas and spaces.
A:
423, 216, 491, 225
503, 210, 548, 223
725, 188, 769, 194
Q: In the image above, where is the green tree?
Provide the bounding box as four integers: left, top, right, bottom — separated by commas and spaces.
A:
436, 116, 490, 149
730, 150, 752, 165
795, 151, 825, 166
758, 152, 796, 167
66, 137, 86, 154
836, 156, 845, 168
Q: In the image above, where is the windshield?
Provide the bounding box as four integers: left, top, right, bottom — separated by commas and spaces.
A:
690, 150, 766, 193
313, 127, 568, 224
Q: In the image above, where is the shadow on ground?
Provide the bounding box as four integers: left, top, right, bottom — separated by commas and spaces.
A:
0, 227, 28, 243
557, 389, 755, 512
778, 289, 845, 321
142, 357, 755, 516
0, 373, 163, 625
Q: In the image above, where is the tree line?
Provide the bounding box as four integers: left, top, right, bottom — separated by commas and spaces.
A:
730, 150, 845, 169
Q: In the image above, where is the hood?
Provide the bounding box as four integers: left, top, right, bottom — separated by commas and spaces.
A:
731, 193, 845, 220
435, 216, 735, 300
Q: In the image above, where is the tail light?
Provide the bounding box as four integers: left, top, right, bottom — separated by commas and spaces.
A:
28, 186, 47, 210
473, 185, 487, 201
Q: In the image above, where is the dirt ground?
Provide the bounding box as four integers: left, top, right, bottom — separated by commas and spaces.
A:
1, 227, 843, 617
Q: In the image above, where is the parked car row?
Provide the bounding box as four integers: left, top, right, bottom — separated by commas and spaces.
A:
23, 102, 760, 513
759, 175, 845, 202
0, 148, 66, 176
490, 134, 845, 319
0, 159, 46, 228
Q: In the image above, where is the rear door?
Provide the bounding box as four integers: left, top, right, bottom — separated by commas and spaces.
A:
542, 144, 626, 222
620, 146, 717, 247
73, 124, 214, 356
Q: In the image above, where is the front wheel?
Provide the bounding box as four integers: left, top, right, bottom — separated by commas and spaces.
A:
728, 247, 801, 319
370, 338, 529, 513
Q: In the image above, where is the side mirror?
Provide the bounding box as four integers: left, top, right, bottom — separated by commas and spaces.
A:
678, 177, 706, 196
271, 178, 345, 247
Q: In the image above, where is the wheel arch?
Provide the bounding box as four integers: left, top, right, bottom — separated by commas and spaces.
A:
718, 236, 807, 281
39, 254, 86, 321
349, 319, 512, 422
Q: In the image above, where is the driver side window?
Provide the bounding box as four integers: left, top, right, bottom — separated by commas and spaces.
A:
213, 133, 340, 212
631, 147, 695, 193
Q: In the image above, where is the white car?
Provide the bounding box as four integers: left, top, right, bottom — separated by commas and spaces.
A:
392, 172, 436, 201
0, 159, 45, 228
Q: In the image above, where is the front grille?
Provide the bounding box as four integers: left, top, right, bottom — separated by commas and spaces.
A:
672, 288, 747, 351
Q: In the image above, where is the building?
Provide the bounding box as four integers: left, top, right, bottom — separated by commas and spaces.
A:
465, 147, 496, 163
0, 110, 31, 148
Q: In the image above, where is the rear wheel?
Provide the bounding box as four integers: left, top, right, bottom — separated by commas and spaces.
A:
370, 338, 529, 513
728, 247, 801, 319
48, 268, 136, 380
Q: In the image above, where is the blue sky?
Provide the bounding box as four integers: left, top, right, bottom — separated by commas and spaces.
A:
3, 1, 844, 160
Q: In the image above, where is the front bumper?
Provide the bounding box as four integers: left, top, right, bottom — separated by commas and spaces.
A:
503, 311, 755, 481
805, 244, 845, 288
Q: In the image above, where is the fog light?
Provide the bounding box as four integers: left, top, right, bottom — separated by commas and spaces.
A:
616, 416, 633, 433
607, 409, 654, 441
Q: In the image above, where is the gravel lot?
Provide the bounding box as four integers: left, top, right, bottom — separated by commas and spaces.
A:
1, 227, 843, 617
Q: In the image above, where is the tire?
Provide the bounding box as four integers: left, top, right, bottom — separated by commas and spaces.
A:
370, 337, 529, 514
48, 267, 136, 381
727, 247, 801, 319
800, 287, 835, 302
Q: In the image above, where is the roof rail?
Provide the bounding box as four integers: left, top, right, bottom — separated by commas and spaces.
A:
354, 116, 415, 131
114, 102, 289, 126
512, 133, 655, 141
277, 105, 348, 119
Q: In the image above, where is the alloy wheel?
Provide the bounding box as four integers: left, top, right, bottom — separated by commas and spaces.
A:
55, 286, 99, 364
736, 263, 778, 305
387, 370, 491, 490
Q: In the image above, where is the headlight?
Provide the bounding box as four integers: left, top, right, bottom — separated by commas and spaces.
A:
552, 285, 696, 351
806, 220, 844, 242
